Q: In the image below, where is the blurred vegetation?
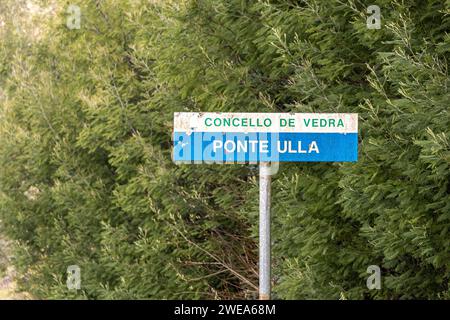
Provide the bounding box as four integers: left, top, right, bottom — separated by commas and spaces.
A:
0, 0, 449, 299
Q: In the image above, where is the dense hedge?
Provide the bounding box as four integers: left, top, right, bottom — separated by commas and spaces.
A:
0, 0, 449, 299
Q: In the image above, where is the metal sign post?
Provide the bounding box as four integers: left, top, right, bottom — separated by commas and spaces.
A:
259, 162, 271, 300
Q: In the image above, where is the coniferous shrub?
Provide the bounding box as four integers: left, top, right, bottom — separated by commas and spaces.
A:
0, 0, 448, 299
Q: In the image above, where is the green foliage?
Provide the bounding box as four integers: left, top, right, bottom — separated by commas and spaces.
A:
0, 0, 449, 299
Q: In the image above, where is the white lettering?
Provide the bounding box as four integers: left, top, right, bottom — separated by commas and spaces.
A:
309, 141, 319, 153
249, 140, 258, 153
224, 140, 236, 153
213, 140, 222, 152
260, 140, 269, 153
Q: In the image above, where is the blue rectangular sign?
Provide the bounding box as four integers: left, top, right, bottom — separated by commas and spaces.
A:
173, 113, 358, 163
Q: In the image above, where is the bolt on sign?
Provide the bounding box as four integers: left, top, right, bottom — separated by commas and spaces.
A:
173, 113, 358, 163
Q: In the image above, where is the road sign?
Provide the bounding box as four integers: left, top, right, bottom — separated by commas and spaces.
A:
173, 112, 358, 163
172, 112, 359, 300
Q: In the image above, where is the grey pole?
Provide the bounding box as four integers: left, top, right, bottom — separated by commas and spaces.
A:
259, 162, 271, 300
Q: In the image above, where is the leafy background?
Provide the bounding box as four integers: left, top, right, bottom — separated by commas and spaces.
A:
0, 0, 449, 299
